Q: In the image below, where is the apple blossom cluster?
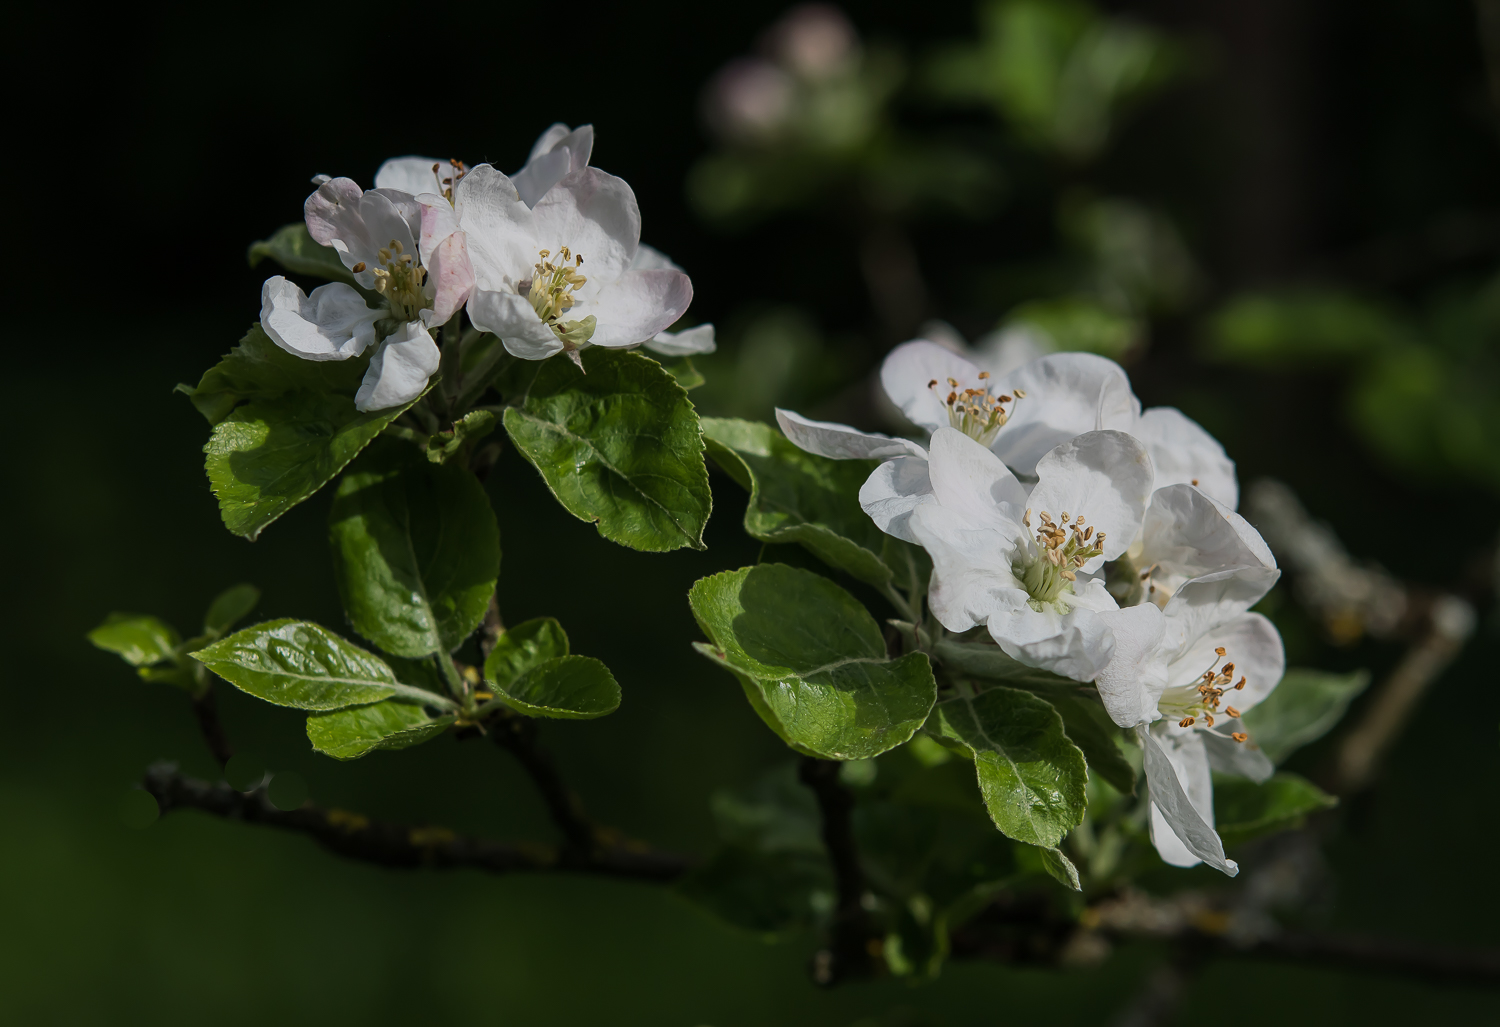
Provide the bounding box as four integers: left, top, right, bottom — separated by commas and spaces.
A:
260, 124, 716, 412
778, 340, 1283, 874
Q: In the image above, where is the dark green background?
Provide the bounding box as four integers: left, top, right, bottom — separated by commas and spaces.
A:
8, 1, 1498, 1023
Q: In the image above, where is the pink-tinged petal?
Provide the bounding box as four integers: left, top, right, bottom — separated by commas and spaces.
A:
925, 428, 1030, 534
992, 352, 1140, 474
354, 321, 440, 412
466, 289, 561, 360
304, 178, 416, 287
775, 409, 926, 460
530, 167, 640, 284
586, 269, 693, 347
422, 231, 475, 326
451, 165, 539, 294
260, 277, 379, 361
879, 339, 986, 435
630, 243, 683, 272
1142, 726, 1234, 873
858, 456, 933, 543
1028, 430, 1153, 564
1136, 406, 1239, 508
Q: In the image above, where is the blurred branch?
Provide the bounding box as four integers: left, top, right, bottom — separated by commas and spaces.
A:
142, 763, 692, 883
799, 757, 880, 985
489, 717, 598, 860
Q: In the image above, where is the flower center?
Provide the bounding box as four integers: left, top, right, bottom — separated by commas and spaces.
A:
927, 373, 1024, 446
351, 238, 428, 321
1014, 509, 1106, 609
526, 246, 597, 350
1158, 646, 1250, 741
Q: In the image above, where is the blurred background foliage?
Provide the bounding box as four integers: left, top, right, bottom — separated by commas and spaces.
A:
8, 0, 1500, 1023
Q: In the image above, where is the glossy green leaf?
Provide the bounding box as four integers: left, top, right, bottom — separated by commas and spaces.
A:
306, 700, 455, 760
1038, 846, 1081, 891
489, 656, 620, 720
185, 324, 368, 426
689, 564, 936, 760
662, 356, 705, 390
1241, 668, 1371, 764
88, 614, 180, 666
702, 417, 894, 589
204, 584, 261, 635
483, 618, 570, 688
1038, 689, 1136, 795
191, 619, 439, 711
328, 449, 499, 657
931, 687, 1088, 848
503, 348, 711, 553
247, 223, 357, 286
1214, 773, 1338, 848
204, 326, 429, 536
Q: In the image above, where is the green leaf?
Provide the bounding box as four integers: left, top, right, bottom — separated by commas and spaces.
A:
1241, 668, 1371, 764
483, 617, 570, 687
1214, 773, 1338, 848
689, 564, 937, 760
136, 665, 201, 692
199, 327, 428, 540
932, 639, 1080, 688
328, 448, 500, 657
701, 417, 894, 589
191, 619, 439, 711
248, 223, 357, 286
423, 409, 497, 465
306, 700, 455, 760
1037, 846, 1081, 891
931, 687, 1088, 848
1038, 689, 1136, 795
503, 348, 711, 552
662, 356, 705, 390
88, 614, 180, 666
185, 324, 368, 426
489, 656, 620, 720
204, 584, 261, 635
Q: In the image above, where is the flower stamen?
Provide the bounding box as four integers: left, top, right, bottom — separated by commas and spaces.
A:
928, 376, 1022, 446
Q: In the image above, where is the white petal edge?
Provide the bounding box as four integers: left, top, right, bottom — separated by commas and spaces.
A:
1140, 725, 1238, 875
775, 409, 927, 460
355, 321, 440, 412
260, 277, 379, 361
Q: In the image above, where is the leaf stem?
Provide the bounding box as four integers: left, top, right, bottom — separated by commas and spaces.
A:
798, 757, 879, 984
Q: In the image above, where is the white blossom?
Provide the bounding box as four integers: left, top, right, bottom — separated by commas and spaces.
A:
909, 427, 1153, 681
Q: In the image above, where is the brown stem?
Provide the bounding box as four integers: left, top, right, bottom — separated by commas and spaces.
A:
190, 683, 234, 769
489, 717, 598, 859
142, 763, 691, 882
799, 757, 878, 984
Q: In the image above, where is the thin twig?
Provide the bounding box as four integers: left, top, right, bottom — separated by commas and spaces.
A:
799, 757, 878, 984
142, 764, 691, 882
190, 683, 234, 769
489, 717, 598, 859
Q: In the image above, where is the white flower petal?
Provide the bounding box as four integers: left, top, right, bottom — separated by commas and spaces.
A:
858, 456, 933, 543
1136, 406, 1239, 508
467, 289, 561, 360
1027, 430, 1153, 564
926, 427, 1030, 533
1159, 572, 1283, 659
526, 123, 574, 164
1165, 611, 1284, 714
630, 243, 683, 272
909, 502, 1026, 633
260, 277, 379, 361
992, 353, 1140, 475
987, 603, 1117, 682
644, 324, 716, 356
586, 269, 693, 347
512, 148, 572, 209
1139, 484, 1277, 601
1094, 603, 1168, 727
775, 409, 926, 460
1201, 729, 1276, 782
304, 178, 417, 288
451, 165, 539, 294
421, 230, 475, 326
373, 156, 444, 196
879, 339, 987, 434
529, 167, 640, 285
1141, 725, 1237, 874
355, 321, 440, 412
